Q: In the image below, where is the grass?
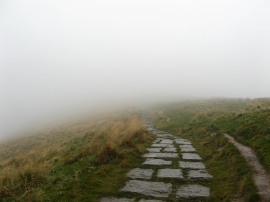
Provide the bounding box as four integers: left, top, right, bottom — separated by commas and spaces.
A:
0, 109, 154, 201
149, 98, 270, 201
1, 98, 269, 201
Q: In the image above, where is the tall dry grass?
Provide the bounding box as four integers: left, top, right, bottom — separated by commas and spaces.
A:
0, 109, 145, 200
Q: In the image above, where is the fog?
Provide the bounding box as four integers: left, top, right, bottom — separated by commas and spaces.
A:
1, 0, 270, 139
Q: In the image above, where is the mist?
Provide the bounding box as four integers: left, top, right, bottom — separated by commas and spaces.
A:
1, 0, 270, 139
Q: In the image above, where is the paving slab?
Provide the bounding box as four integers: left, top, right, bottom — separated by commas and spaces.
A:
121, 180, 172, 198
175, 139, 192, 145
143, 158, 172, 166
160, 139, 173, 144
180, 145, 196, 152
143, 153, 178, 158
179, 161, 206, 169
163, 147, 177, 152
156, 134, 173, 138
147, 148, 162, 153
100, 197, 135, 202
188, 170, 213, 179
182, 153, 202, 160
166, 144, 175, 148
127, 168, 154, 180
176, 184, 210, 198
151, 144, 171, 148
157, 169, 184, 179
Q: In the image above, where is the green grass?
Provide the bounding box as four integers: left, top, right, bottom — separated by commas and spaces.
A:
0, 110, 154, 201
149, 98, 270, 201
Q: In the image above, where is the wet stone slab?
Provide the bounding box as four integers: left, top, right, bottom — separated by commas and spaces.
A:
182, 153, 202, 160
188, 170, 213, 179
163, 147, 177, 152
156, 134, 173, 138
176, 184, 210, 198
147, 148, 162, 153
143, 158, 172, 166
180, 145, 196, 152
157, 169, 184, 179
151, 144, 171, 148
100, 197, 135, 202
159, 139, 173, 144
166, 144, 175, 148
175, 139, 192, 145
179, 161, 206, 169
143, 153, 178, 158
121, 180, 172, 198
153, 140, 161, 143
127, 168, 154, 180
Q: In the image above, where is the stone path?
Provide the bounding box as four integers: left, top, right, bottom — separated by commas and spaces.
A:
101, 120, 212, 201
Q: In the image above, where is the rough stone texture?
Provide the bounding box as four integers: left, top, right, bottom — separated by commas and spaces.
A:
157, 169, 184, 179
143, 153, 178, 158
163, 147, 177, 152
160, 139, 173, 144
139, 200, 164, 202
147, 148, 162, 153
100, 197, 135, 202
188, 170, 213, 179
182, 153, 202, 160
179, 161, 206, 169
143, 158, 172, 166
127, 168, 154, 180
151, 144, 170, 148
156, 134, 173, 138
180, 145, 196, 152
176, 184, 210, 198
175, 139, 192, 145
121, 180, 172, 198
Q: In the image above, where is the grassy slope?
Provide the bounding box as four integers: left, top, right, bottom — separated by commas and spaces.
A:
0, 109, 154, 201
150, 98, 270, 201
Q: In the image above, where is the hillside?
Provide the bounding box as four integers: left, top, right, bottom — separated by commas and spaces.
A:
0, 109, 154, 201
149, 98, 270, 201
0, 98, 269, 201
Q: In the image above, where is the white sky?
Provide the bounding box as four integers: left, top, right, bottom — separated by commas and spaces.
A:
1, 0, 270, 138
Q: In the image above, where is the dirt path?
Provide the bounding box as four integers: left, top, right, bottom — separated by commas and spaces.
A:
224, 134, 270, 202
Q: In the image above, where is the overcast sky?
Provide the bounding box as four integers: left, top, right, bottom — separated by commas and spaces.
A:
1, 0, 270, 139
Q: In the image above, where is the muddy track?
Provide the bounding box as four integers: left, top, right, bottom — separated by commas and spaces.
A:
224, 134, 270, 202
